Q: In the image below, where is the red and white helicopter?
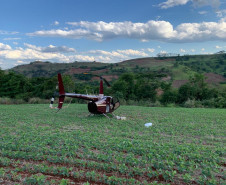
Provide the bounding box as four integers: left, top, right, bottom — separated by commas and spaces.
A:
50, 74, 121, 118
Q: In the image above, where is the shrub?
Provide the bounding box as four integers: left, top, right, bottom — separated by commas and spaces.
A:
160, 89, 177, 105
149, 100, 162, 107
28, 97, 46, 104
183, 99, 203, 108
0, 97, 25, 104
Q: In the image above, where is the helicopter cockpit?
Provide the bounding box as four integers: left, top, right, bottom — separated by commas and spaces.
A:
111, 97, 120, 111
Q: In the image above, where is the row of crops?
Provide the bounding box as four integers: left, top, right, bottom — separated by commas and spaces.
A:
0, 104, 225, 184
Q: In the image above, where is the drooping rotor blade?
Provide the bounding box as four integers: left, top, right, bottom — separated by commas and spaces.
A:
84, 73, 111, 87
102, 78, 111, 87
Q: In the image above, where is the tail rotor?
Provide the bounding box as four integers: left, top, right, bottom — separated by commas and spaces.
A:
49, 86, 58, 109
49, 73, 66, 110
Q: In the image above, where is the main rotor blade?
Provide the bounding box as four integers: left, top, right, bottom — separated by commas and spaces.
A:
102, 78, 111, 87
83, 73, 111, 87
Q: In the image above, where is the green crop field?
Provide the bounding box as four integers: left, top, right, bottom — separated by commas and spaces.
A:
0, 104, 225, 184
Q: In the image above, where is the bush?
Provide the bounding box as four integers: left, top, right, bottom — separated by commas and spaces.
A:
149, 100, 162, 107
0, 97, 25, 104
183, 99, 203, 108
28, 97, 47, 104
202, 97, 226, 108
214, 97, 226, 108
160, 89, 177, 105
201, 98, 217, 108
0, 97, 13, 104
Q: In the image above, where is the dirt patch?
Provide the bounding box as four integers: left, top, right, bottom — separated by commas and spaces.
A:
92, 69, 109, 74
67, 68, 91, 74
156, 88, 164, 96
162, 75, 171, 81
204, 73, 226, 84
172, 80, 188, 88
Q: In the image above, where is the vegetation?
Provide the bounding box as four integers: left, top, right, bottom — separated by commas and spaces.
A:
0, 104, 225, 184
0, 54, 225, 184
1, 53, 226, 108
1, 67, 226, 108
10, 54, 226, 79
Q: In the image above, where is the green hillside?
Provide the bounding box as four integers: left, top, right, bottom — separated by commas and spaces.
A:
9, 54, 226, 88
1, 53, 226, 108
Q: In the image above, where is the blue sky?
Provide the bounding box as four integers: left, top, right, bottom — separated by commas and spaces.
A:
0, 0, 226, 69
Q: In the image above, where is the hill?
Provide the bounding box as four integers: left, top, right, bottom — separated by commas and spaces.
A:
9, 54, 226, 88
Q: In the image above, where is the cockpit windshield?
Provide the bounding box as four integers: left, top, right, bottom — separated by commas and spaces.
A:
111, 97, 120, 110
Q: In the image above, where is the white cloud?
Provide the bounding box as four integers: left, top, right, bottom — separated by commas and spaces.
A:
43, 45, 76, 53
29, 20, 176, 42
175, 21, 226, 42
147, 48, 155, 53
3, 37, 21, 41
87, 49, 149, 60
158, 0, 220, 9
201, 48, 205, 51
158, 0, 190, 9
117, 49, 148, 57
28, 29, 102, 41
180, 49, 186, 53
0, 43, 12, 50
216, 9, 226, 17
88, 49, 125, 59
191, 49, 196, 52
198, 11, 208, 15
216, 45, 222, 49
17, 60, 27, 64
0, 30, 18, 35
160, 50, 167, 54
192, 0, 220, 9
24, 43, 76, 53
72, 55, 95, 62
1, 47, 71, 62
28, 19, 226, 43
54, 21, 59, 26
0, 42, 152, 68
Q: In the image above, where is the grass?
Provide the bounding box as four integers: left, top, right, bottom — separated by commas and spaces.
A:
0, 104, 225, 184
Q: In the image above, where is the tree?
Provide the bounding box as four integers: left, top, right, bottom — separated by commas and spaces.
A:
111, 80, 128, 100
160, 89, 177, 105
0, 72, 31, 99
177, 83, 194, 103
177, 73, 217, 103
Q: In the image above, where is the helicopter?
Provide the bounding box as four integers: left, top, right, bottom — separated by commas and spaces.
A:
50, 73, 121, 118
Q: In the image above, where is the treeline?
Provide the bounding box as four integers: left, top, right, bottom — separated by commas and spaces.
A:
109, 73, 226, 108
0, 68, 226, 108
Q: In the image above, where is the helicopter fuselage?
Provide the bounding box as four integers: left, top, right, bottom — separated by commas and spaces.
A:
54, 73, 120, 115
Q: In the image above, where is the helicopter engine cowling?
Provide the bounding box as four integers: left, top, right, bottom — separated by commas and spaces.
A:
88, 97, 112, 114
88, 96, 120, 114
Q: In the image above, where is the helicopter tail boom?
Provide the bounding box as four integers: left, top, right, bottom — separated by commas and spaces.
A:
57, 73, 65, 109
